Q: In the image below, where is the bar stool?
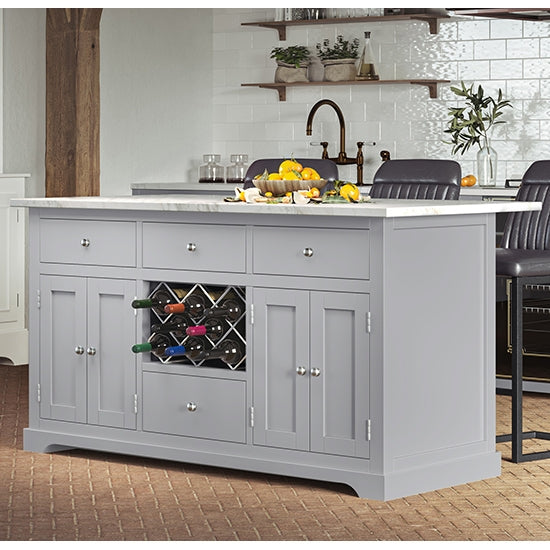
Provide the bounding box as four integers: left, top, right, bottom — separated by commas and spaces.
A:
369, 159, 461, 200
496, 160, 550, 462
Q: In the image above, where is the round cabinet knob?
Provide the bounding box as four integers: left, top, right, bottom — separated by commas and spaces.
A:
187, 243, 197, 252
74, 346, 85, 355
296, 366, 307, 376
187, 402, 197, 412
303, 247, 314, 258
86, 347, 97, 356
310, 368, 321, 377
80, 238, 90, 248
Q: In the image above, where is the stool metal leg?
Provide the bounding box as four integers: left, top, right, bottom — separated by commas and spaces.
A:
496, 276, 550, 462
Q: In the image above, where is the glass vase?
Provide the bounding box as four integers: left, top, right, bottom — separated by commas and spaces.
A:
477, 139, 497, 187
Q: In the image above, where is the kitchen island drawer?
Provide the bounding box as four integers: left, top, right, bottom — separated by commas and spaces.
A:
142, 372, 246, 443
40, 218, 136, 267
142, 222, 246, 272
253, 226, 370, 280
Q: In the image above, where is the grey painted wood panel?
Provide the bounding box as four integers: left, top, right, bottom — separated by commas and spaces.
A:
142, 372, 246, 443
39, 275, 87, 423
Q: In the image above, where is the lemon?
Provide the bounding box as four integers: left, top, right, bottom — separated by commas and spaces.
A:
268, 172, 281, 180
340, 183, 360, 202
279, 158, 303, 175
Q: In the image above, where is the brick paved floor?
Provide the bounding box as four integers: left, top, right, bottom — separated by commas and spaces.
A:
2, 364, 550, 541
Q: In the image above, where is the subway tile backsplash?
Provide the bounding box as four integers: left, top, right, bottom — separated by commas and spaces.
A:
213, 8, 550, 183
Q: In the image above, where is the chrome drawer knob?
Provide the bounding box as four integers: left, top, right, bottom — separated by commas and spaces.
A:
296, 366, 307, 376
86, 347, 97, 356
187, 243, 197, 252
303, 247, 314, 257
80, 238, 90, 248
187, 402, 197, 412
310, 368, 321, 377
74, 346, 85, 355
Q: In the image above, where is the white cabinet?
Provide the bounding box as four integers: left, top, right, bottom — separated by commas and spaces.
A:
0, 175, 29, 365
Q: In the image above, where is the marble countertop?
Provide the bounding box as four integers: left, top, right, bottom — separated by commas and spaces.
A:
11, 194, 541, 218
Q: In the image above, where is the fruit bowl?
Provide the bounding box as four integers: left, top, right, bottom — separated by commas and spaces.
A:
252, 178, 328, 195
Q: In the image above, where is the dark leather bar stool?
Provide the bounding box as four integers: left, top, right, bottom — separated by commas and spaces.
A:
496, 160, 550, 462
370, 159, 461, 200
243, 158, 339, 189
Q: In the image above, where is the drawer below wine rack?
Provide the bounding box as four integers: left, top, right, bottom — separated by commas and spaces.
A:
142, 371, 247, 443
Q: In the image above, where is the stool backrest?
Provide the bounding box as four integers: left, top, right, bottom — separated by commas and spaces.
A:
501, 160, 550, 250
243, 158, 339, 188
370, 159, 461, 200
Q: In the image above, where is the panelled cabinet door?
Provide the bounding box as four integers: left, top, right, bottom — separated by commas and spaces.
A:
253, 288, 310, 451
87, 278, 137, 429
310, 292, 370, 458
39, 275, 87, 423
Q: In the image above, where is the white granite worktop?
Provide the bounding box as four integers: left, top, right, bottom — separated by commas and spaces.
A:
11, 194, 541, 218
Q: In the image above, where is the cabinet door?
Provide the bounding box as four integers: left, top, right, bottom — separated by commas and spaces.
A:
39, 275, 87, 423
253, 288, 310, 451
310, 292, 370, 458
87, 278, 137, 429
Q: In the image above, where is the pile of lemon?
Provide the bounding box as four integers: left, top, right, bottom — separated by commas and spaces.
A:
255, 158, 321, 181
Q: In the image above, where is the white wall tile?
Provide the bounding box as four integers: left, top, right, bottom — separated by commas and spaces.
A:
213, 9, 550, 184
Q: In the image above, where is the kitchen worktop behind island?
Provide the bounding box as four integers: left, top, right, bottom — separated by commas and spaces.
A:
13, 195, 540, 501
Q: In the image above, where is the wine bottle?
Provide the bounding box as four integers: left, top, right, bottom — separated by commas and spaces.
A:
192, 339, 243, 365
150, 314, 191, 337
186, 318, 224, 341
203, 299, 242, 321
132, 333, 173, 357
164, 337, 206, 359
164, 294, 206, 318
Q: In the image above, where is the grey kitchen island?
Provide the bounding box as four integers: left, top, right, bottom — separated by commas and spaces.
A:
12, 194, 540, 501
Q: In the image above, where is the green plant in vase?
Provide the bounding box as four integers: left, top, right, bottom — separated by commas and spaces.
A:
316, 35, 360, 82
270, 45, 311, 83
445, 81, 512, 187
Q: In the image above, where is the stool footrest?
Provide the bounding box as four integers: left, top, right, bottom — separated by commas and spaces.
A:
496, 431, 550, 462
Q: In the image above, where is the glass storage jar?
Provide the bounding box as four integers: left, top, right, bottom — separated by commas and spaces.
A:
199, 154, 224, 183
226, 154, 249, 184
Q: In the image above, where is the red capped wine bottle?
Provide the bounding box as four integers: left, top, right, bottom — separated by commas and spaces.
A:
186, 318, 224, 341
164, 294, 205, 318
203, 299, 242, 322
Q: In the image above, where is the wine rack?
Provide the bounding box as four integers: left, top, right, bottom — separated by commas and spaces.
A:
143, 281, 246, 370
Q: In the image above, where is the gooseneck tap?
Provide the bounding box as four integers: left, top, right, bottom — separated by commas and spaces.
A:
306, 99, 366, 185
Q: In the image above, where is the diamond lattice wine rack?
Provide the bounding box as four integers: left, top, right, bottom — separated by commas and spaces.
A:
143, 282, 246, 370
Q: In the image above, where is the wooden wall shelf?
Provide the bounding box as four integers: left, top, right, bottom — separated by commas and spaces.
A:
241, 79, 450, 101
241, 13, 450, 40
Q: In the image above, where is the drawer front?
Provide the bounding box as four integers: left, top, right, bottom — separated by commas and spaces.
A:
253, 226, 370, 280
40, 219, 136, 267
142, 372, 246, 443
142, 222, 246, 272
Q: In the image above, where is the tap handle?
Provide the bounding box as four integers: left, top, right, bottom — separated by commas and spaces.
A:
356, 142, 364, 165
380, 150, 391, 162
320, 141, 329, 160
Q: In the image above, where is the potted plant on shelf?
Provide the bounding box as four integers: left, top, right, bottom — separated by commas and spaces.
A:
445, 81, 512, 187
270, 45, 311, 83
316, 35, 360, 82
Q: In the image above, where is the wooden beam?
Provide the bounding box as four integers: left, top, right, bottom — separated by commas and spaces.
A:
46, 8, 102, 197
